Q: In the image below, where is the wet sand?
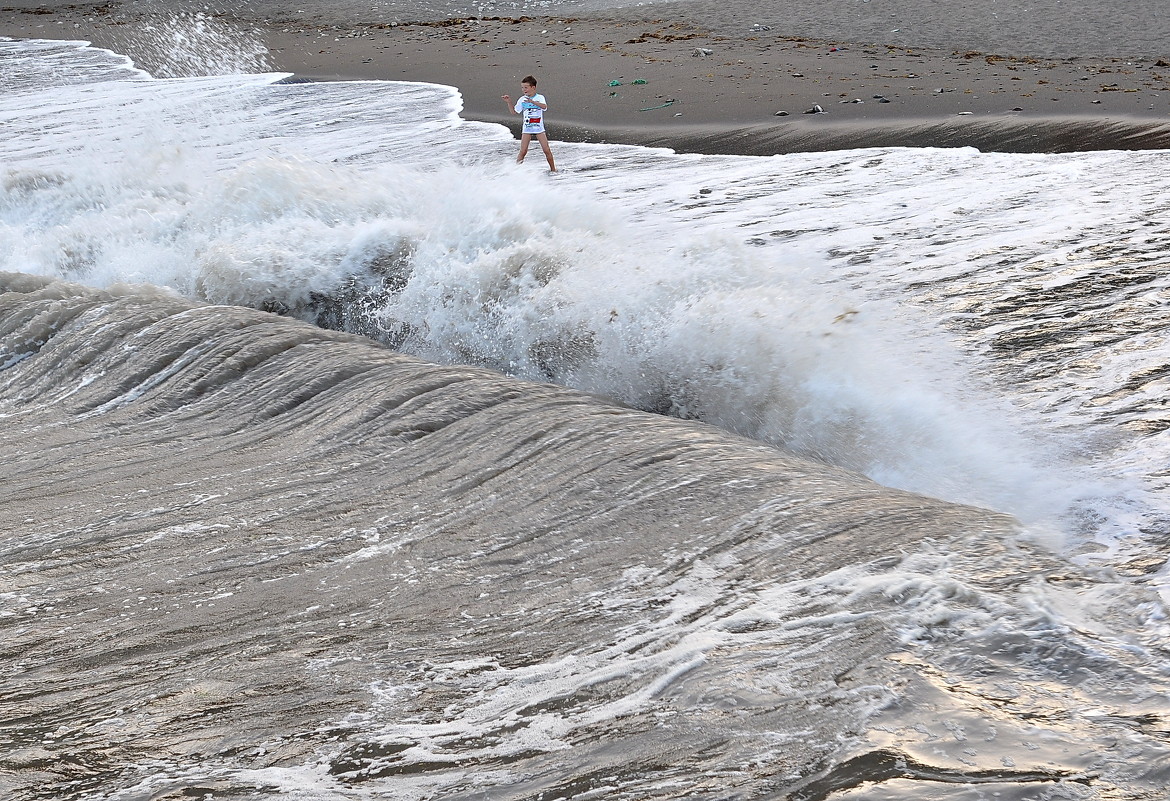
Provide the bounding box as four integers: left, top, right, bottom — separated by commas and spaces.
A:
3, 1, 1170, 153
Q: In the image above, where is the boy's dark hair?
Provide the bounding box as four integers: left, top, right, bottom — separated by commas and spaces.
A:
522, 75, 537, 86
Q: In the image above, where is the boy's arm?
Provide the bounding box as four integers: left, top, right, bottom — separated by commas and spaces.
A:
502, 94, 516, 114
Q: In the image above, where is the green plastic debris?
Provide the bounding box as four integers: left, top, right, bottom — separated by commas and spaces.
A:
607, 79, 623, 86
631, 78, 648, 84
639, 99, 676, 111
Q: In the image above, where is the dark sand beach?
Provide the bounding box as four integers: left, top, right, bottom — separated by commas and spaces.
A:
3, 0, 1170, 153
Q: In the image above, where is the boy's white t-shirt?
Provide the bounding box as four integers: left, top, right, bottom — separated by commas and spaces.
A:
514, 93, 547, 134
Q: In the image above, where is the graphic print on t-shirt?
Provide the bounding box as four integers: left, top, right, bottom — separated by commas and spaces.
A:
515, 93, 547, 134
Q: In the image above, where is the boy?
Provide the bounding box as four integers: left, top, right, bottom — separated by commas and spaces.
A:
502, 75, 556, 172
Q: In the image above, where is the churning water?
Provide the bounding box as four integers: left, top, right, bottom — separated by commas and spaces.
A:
2, 23, 1169, 801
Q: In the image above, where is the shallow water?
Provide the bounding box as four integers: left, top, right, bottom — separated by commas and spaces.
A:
2, 32, 1169, 801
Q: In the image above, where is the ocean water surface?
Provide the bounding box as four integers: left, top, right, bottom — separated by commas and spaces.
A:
1, 24, 1169, 801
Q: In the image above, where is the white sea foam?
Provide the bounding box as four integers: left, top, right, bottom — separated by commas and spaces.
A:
1, 39, 1168, 564
0, 36, 149, 91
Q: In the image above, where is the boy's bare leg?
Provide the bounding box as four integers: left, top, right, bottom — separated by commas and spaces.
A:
536, 133, 557, 172
517, 133, 532, 163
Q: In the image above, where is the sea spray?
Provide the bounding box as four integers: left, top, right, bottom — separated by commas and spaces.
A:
101, 7, 272, 78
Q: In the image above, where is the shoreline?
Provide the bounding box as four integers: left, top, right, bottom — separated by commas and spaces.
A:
523, 114, 1170, 156
3, 3, 1170, 154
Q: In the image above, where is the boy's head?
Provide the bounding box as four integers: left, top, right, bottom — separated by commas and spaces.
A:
521, 75, 537, 95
